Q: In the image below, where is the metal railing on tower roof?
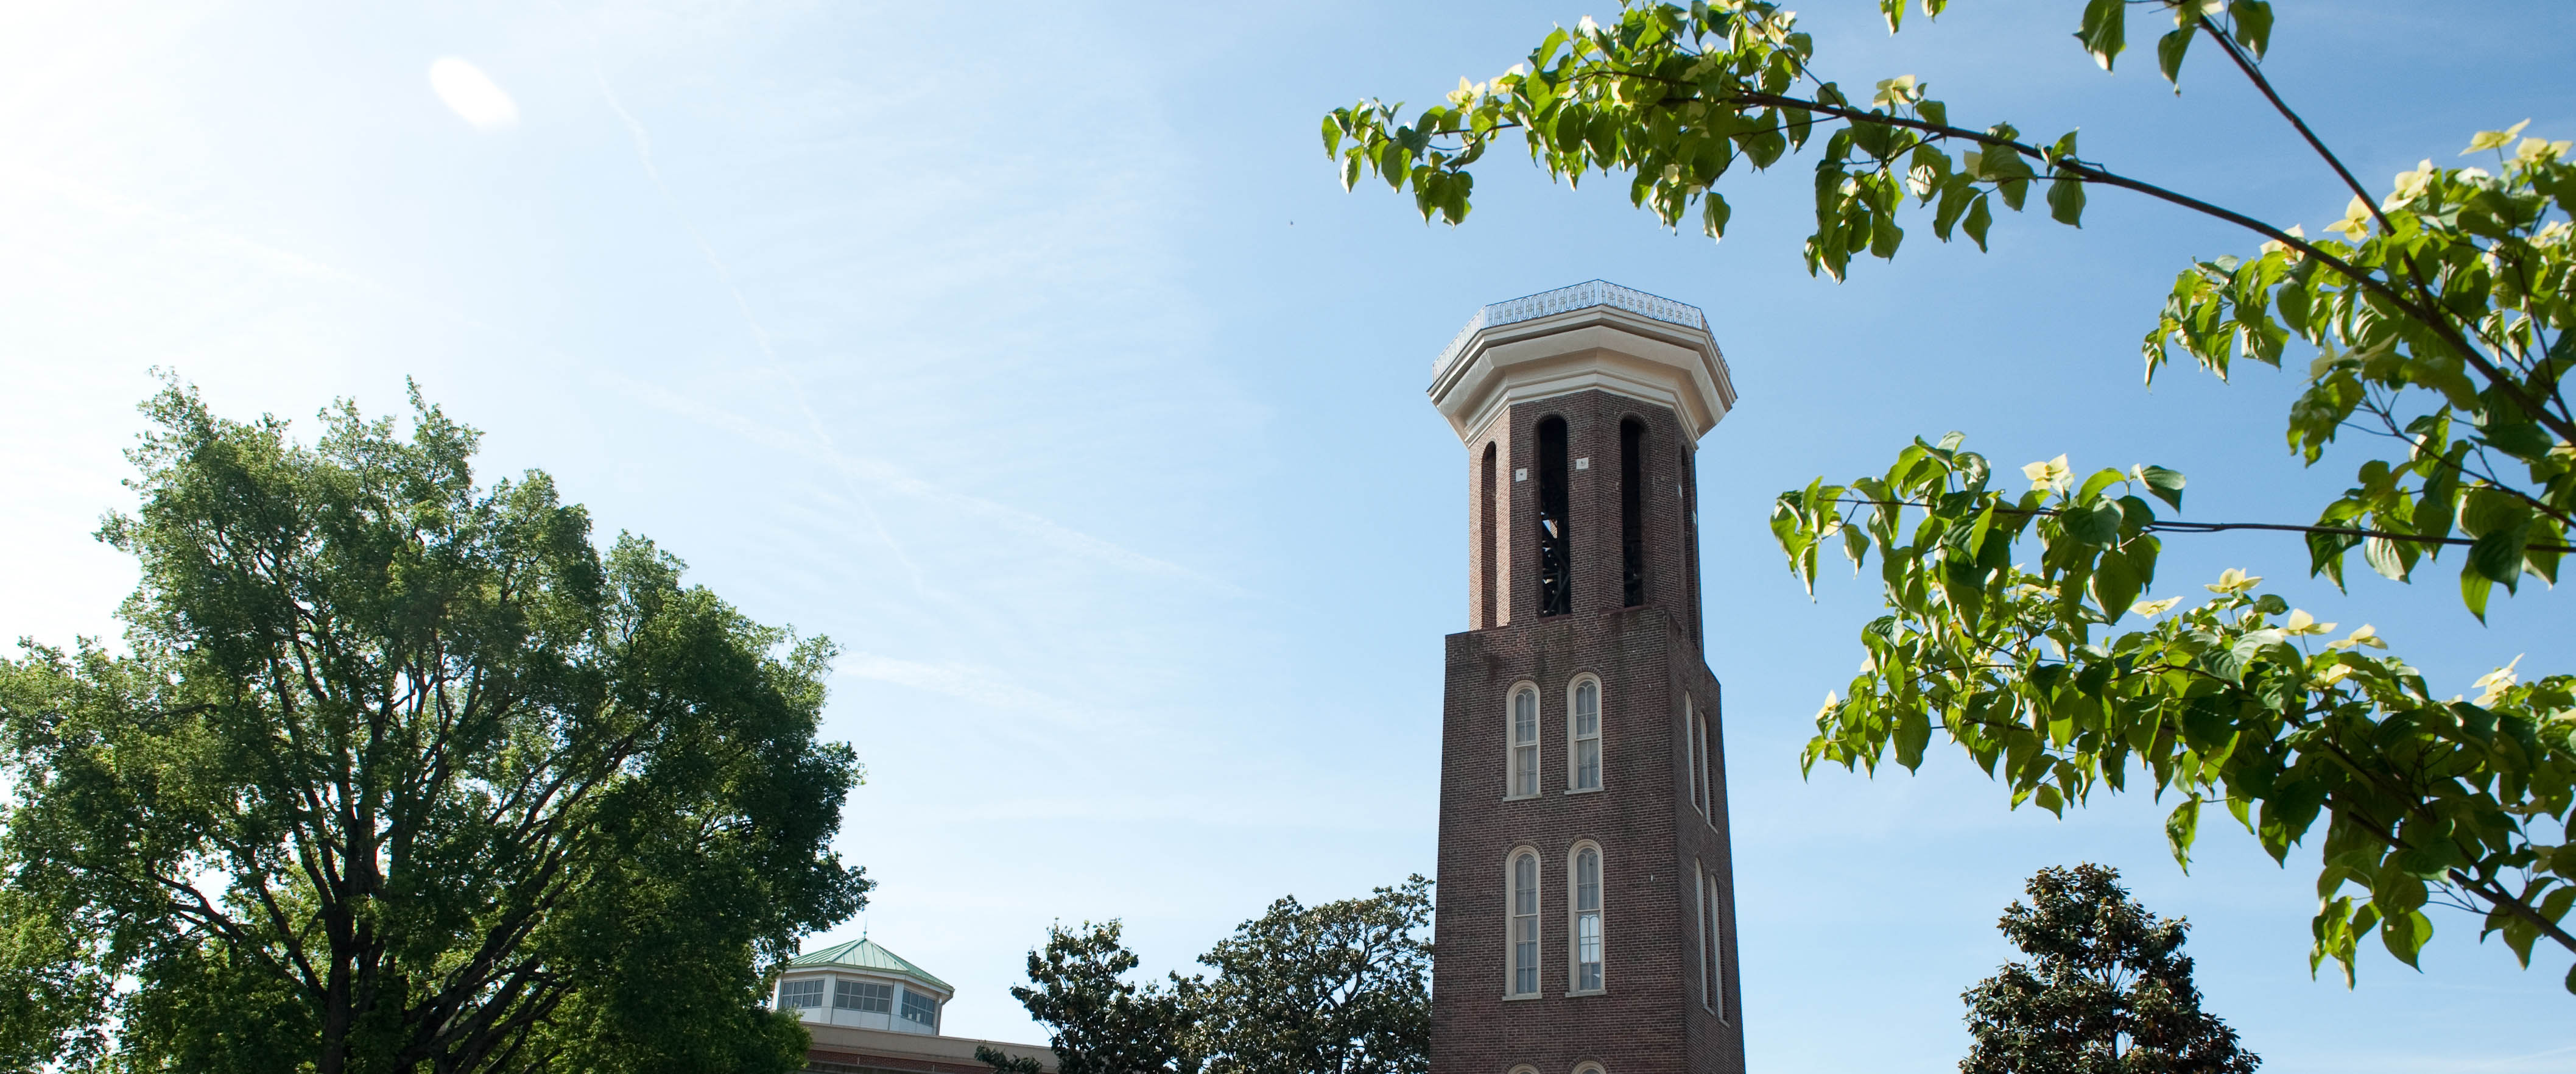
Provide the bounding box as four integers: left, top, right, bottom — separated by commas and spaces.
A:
1432, 280, 1709, 376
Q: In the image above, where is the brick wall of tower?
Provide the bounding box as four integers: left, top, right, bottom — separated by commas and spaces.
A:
1433, 389, 1743, 1074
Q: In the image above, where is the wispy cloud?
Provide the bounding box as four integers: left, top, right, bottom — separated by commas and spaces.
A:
429, 57, 518, 129
837, 652, 1121, 733
602, 372, 1240, 595
579, 51, 949, 599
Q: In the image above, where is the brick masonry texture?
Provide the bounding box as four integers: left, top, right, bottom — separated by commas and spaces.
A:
1435, 389, 1744, 1074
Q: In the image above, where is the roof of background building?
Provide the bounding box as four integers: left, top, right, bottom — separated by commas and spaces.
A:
788, 937, 955, 993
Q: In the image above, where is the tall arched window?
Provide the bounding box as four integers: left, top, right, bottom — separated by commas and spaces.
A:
1701, 701, 1722, 826
1568, 677, 1602, 791
1694, 859, 1713, 1010
1571, 844, 1605, 992
1509, 851, 1541, 997
1508, 686, 1540, 799
1684, 697, 1704, 818
1706, 873, 1729, 1021
1683, 454, 1700, 643
1619, 419, 1645, 607
1480, 440, 1499, 628
1535, 415, 1572, 616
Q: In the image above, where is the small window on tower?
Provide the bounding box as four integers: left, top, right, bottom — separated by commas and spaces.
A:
1508, 686, 1540, 799
1569, 677, 1602, 791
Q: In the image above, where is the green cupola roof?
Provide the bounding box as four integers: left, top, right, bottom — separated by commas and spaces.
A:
788, 937, 953, 994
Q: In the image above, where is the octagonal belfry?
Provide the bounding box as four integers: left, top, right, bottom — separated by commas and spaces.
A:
1425, 281, 1744, 1074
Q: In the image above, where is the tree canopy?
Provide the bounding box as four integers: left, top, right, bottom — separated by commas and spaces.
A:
0, 381, 870, 1071
1326, 1, 2574, 991
988, 877, 1431, 1074
1962, 864, 2258, 1074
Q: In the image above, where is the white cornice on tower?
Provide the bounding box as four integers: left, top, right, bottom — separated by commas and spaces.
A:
1427, 280, 1736, 444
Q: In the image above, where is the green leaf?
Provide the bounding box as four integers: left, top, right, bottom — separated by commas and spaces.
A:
2133, 465, 2185, 510
2076, 0, 2127, 71
2306, 528, 2358, 590
2380, 907, 2432, 969
2047, 176, 2086, 227
2166, 797, 2201, 872
1963, 195, 1993, 252
2155, 28, 2192, 87
1895, 707, 1931, 769
2363, 534, 2416, 582
2228, 0, 2274, 60
2461, 568, 2493, 621
1322, 115, 1343, 157
1934, 177, 1972, 239
2064, 502, 2123, 545
2468, 523, 2530, 593
2091, 547, 2143, 620
1702, 192, 1733, 240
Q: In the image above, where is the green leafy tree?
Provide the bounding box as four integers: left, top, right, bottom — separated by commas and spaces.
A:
1962, 865, 2258, 1074
1326, 2, 2574, 988
0, 381, 871, 1072
992, 877, 1431, 1074
977, 920, 1203, 1074
1194, 876, 1431, 1074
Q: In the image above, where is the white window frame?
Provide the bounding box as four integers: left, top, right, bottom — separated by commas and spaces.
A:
1567, 676, 1603, 793
1507, 684, 1541, 800
1505, 848, 1541, 997
899, 986, 938, 1027
779, 977, 825, 1011
1568, 841, 1606, 994
836, 977, 893, 1013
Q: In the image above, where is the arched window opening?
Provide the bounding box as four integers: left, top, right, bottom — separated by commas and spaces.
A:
1480, 440, 1499, 628
1509, 687, 1540, 799
1535, 416, 1572, 616
1701, 704, 1722, 824
1510, 852, 1541, 996
1573, 846, 1604, 991
1706, 874, 1729, 1020
1694, 860, 1714, 1010
1684, 698, 1705, 817
1620, 419, 1645, 607
1683, 454, 1701, 643
1570, 679, 1602, 791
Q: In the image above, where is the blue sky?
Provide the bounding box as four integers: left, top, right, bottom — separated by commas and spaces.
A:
2, 1, 2571, 1070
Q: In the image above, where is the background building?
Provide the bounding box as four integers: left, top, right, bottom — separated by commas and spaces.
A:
776, 938, 1058, 1074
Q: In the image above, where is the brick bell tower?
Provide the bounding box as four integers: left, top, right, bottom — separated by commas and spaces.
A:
1426, 281, 1744, 1074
